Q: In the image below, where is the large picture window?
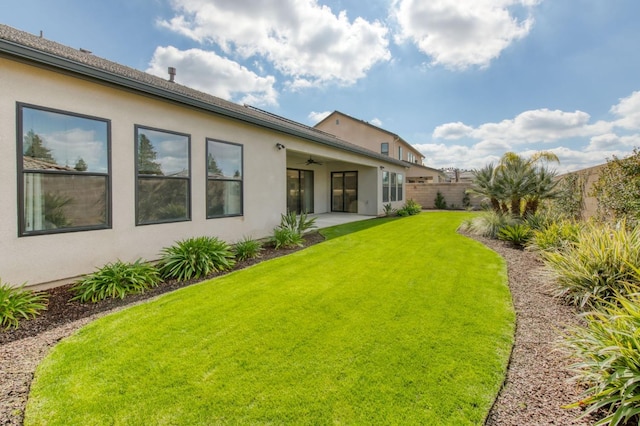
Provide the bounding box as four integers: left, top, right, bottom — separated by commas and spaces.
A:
135, 126, 190, 225
382, 171, 403, 203
18, 104, 110, 236
207, 140, 243, 218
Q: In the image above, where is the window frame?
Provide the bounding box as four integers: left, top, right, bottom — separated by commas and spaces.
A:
134, 125, 191, 226
17, 102, 112, 237
206, 138, 244, 219
381, 171, 404, 203
381, 142, 389, 156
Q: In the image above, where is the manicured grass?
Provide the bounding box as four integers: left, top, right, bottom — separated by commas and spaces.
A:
25, 212, 514, 425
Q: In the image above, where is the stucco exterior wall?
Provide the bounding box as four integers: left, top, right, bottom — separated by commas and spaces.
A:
0, 58, 403, 288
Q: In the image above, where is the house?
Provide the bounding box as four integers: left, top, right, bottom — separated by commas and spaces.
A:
314, 111, 447, 183
0, 24, 408, 289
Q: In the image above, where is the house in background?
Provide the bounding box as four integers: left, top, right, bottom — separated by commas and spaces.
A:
314, 111, 447, 183
0, 24, 408, 289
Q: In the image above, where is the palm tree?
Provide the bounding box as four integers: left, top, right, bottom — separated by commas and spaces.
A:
469, 163, 504, 213
496, 151, 559, 217
523, 165, 560, 216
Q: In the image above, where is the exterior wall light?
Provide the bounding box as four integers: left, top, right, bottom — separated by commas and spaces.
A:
276, 143, 285, 150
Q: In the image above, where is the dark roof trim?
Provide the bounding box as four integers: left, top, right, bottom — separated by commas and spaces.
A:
0, 36, 407, 168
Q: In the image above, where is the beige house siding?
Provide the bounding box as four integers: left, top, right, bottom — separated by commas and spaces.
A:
0, 53, 406, 289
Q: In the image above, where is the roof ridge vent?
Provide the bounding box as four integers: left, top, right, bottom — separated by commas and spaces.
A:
168, 67, 176, 83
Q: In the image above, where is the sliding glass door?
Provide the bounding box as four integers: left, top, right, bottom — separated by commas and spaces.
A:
331, 171, 358, 213
287, 169, 314, 213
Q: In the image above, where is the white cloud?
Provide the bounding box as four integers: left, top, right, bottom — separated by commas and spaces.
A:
433, 121, 473, 139
308, 110, 332, 124
160, 0, 391, 87
370, 118, 383, 127
421, 91, 640, 172
146, 46, 278, 106
391, 0, 540, 70
611, 90, 640, 130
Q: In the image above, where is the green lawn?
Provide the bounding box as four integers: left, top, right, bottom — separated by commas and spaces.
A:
25, 212, 514, 425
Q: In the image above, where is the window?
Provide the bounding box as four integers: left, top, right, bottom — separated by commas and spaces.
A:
18, 104, 110, 236
398, 146, 403, 160
381, 142, 389, 156
207, 139, 243, 218
382, 171, 403, 203
135, 126, 190, 225
382, 171, 389, 202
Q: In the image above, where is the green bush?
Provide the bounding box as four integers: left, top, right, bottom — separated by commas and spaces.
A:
563, 289, 640, 425
279, 211, 317, 234
159, 236, 236, 281
0, 280, 48, 329
382, 203, 396, 217
397, 199, 422, 216
233, 236, 263, 261
434, 191, 447, 209
542, 222, 640, 308
72, 259, 161, 303
458, 211, 518, 239
497, 224, 533, 248
528, 220, 581, 252
272, 227, 304, 249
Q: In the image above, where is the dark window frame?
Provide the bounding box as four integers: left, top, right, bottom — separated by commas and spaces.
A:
16, 102, 112, 237
381, 142, 389, 156
134, 125, 191, 226
206, 138, 244, 219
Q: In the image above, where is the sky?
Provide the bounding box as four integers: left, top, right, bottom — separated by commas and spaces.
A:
4, 0, 640, 173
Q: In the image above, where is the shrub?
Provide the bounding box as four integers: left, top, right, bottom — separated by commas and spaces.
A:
434, 191, 447, 209
563, 289, 640, 425
397, 199, 422, 216
458, 211, 518, 239
382, 203, 396, 217
497, 224, 533, 248
528, 220, 581, 252
159, 236, 236, 281
233, 236, 263, 261
279, 211, 317, 234
0, 280, 48, 329
72, 259, 161, 303
542, 222, 640, 308
272, 227, 304, 249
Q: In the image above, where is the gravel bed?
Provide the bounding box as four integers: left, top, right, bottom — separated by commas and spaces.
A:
0, 232, 596, 425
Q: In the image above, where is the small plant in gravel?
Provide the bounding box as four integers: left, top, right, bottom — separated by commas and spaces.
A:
72, 259, 161, 303
563, 287, 640, 426
271, 212, 316, 249
0, 280, 48, 329
159, 236, 236, 281
527, 220, 581, 252
233, 236, 263, 261
542, 222, 640, 309
497, 223, 533, 248
272, 227, 304, 249
382, 203, 396, 217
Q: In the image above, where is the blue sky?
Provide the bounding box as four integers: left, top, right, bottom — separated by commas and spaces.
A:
4, 0, 640, 172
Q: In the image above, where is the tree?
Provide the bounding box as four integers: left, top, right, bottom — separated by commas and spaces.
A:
74, 158, 88, 172
24, 130, 56, 163
138, 134, 163, 175
469, 163, 504, 213
591, 148, 640, 227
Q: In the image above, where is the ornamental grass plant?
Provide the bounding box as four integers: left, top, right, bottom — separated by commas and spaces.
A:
159, 236, 236, 281
542, 222, 640, 309
71, 259, 161, 303
0, 280, 48, 329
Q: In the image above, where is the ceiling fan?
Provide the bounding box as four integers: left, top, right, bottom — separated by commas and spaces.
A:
301, 156, 323, 165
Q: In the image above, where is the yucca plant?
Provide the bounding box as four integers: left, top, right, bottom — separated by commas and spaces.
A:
563, 287, 640, 425
72, 259, 161, 303
542, 222, 640, 308
279, 211, 317, 234
0, 280, 48, 329
159, 236, 236, 281
497, 223, 533, 248
233, 236, 263, 261
272, 227, 304, 249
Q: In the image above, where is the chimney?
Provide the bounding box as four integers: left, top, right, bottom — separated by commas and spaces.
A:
168, 67, 176, 83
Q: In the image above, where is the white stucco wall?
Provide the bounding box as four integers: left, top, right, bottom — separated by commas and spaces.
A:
0, 58, 406, 288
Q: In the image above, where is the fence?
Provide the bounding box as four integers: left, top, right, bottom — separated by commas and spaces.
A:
406, 182, 484, 210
